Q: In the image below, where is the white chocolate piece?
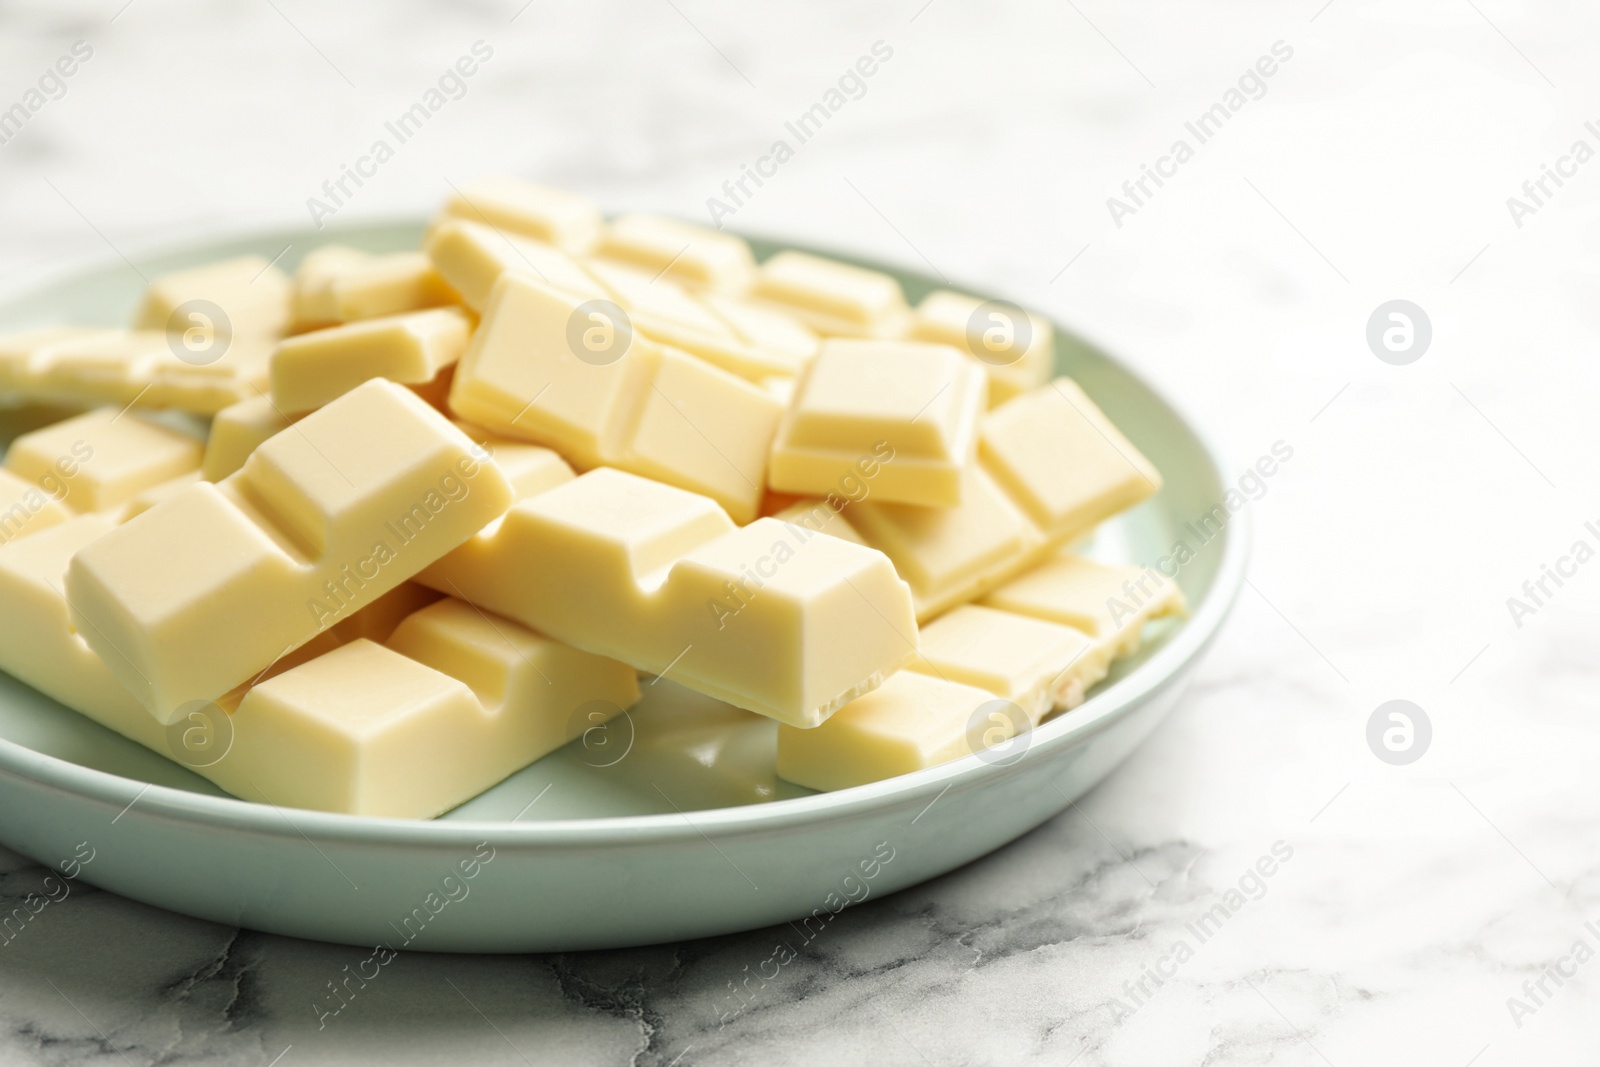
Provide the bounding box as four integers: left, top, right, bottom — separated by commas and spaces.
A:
132, 256, 291, 342
982, 553, 1185, 658
438, 275, 619, 453
909, 290, 1055, 407
0, 515, 637, 817
980, 378, 1161, 537
908, 604, 1107, 723
439, 177, 603, 253
0, 469, 72, 545
141, 333, 275, 415
777, 377, 1162, 620
232, 638, 488, 812
421, 465, 919, 728
776, 671, 1004, 792
0, 327, 103, 392
207, 396, 494, 500
767, 340, 986, 507
243, 596, 637, 817
292, 248, 458, 329
203, 395, 296, 481
620, 346, 781, 524
750, 250, 911, 338
335, 252, 459, 321
25, 330, 171, 405
595, 213, 756, 293
779, 555, 1179, 792
447, 272, 782, 523
65, 380, 514, 724
6, 407, 202, 513
270, 307, 475, 414
426, 219, 607, 312
0, 327, 270, 415
250, 613, 636, 816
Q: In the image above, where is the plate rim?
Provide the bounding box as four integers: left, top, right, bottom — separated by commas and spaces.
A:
0, 217, 1250, 845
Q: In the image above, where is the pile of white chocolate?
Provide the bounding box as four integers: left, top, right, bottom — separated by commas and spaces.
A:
0, 177, 1182, 818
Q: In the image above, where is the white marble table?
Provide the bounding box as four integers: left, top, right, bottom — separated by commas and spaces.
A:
3, 0, 1598, 1062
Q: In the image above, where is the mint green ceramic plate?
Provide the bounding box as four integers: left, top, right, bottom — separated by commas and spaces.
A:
0, 222, 1246, 952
